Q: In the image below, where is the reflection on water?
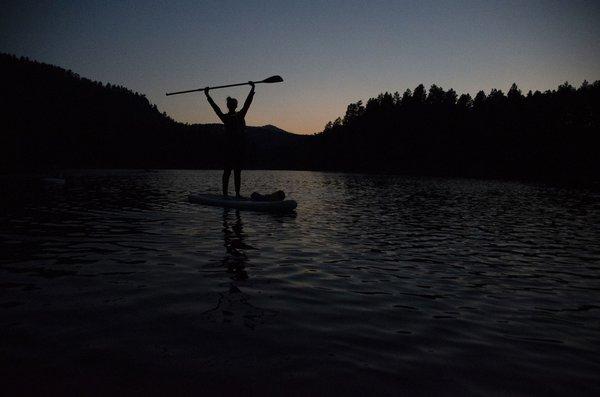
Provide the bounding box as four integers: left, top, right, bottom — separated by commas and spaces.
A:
0, 170, 599, 395
222, 209, 251, 281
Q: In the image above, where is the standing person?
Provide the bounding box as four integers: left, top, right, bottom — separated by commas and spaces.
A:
204, 82, 255, 197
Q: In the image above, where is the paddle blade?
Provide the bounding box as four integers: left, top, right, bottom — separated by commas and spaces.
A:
262, 75, 283, 83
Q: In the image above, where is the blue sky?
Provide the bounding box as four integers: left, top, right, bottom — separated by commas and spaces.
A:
2, 0, 599, 133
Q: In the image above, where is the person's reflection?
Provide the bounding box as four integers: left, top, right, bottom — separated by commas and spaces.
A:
221, 209, 252, 280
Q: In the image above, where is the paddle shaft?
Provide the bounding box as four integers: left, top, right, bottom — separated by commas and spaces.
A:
166, 81, 260, 96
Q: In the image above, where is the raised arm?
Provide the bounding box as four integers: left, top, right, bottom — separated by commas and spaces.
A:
239, 82, 255, 118
204, 88, 225, 122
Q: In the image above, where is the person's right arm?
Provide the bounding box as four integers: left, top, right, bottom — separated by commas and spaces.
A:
205, 88, 225, 122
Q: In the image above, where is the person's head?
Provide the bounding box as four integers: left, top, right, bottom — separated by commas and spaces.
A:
226, 97, 238, 112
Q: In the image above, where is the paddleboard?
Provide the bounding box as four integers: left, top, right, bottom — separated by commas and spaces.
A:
188, 193, 297, 212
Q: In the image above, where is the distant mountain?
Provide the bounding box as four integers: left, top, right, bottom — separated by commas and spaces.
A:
260, 124, 293, 134
0, 53, 314, 171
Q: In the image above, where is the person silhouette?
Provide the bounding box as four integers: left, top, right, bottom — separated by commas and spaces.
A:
204, 82, 255, 197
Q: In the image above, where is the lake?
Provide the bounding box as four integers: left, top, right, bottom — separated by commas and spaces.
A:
1, 170, 599, 396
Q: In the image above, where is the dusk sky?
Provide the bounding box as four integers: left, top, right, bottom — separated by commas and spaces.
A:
2, 0, 599, 134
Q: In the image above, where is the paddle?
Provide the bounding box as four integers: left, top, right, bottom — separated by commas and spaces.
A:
165, 75, 283, 96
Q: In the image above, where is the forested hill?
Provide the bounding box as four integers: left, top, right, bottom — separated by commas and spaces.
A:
317, 81, 600, 182
0, 53, 314, 171
2, 53, 599, 183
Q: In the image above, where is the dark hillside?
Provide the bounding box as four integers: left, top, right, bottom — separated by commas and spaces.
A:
0, 53, 313, 171
2, 53, 598, 183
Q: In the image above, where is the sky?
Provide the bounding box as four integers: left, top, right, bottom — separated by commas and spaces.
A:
2, 0, 599, 134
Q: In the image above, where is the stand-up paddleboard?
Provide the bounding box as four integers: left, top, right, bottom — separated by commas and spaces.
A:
188, 193, 297, 212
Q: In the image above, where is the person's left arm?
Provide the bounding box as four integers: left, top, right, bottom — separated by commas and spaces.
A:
239, 82, 255, 118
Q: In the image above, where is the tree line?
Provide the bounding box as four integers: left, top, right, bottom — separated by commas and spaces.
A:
2, 52, 599, 183
316, 80, 600, 182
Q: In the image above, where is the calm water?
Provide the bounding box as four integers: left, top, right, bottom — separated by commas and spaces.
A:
1, 170, 600, 396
